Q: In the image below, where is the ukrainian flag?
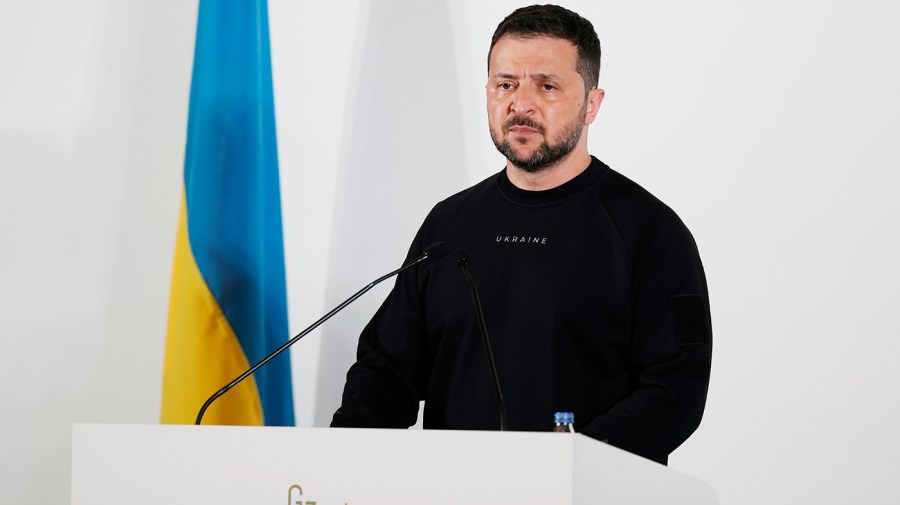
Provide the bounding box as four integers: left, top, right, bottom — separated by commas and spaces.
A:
161, 0, 294, 426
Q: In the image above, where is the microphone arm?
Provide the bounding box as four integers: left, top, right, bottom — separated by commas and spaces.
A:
195, 243, 448, 425
457, 256, 508, 431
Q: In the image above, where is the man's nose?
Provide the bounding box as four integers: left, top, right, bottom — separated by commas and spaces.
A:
509, 86, 537, 116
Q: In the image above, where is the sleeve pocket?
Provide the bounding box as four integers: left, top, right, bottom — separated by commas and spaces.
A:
671, 294, 711, 346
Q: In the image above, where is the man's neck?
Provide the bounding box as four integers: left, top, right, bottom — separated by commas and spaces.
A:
505, 151, 592, 191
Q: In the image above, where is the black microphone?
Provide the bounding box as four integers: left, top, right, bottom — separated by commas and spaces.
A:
195, 241, 450, 425
457, 253, 508, 431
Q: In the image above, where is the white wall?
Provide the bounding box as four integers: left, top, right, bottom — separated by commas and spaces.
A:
0, 1, 193, 503
1, 1, 898, 504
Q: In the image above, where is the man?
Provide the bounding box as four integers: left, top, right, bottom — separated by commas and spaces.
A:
332, 4, 711, 465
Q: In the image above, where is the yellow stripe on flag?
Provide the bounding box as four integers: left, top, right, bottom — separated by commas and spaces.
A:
161, 195, 263, 425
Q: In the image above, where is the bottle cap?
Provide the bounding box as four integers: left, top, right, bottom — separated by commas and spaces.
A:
554, 411, 574, 424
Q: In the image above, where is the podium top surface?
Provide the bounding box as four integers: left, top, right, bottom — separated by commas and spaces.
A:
71, 423, 717, 505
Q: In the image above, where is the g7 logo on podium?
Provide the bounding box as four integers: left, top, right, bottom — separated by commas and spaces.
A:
288, 484, 309, 505
288, 484, 349, 505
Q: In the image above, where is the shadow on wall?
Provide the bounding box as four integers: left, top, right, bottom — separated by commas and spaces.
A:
314, 0, 469, 426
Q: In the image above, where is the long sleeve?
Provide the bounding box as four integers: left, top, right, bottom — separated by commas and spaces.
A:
580, 197, 712, 464
331, 233, 431, 429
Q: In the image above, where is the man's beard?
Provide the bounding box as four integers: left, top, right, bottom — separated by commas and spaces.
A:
491, 108, 586, 173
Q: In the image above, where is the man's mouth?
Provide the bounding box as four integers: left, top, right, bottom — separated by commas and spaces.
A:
508, 125, 540, 135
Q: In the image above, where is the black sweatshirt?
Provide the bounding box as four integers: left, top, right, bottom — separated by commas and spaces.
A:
332, 157, 712, 464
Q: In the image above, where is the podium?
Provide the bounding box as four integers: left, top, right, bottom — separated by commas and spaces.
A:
71, 423, 717, 504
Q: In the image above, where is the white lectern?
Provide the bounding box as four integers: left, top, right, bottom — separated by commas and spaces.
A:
71, 424, 717, 505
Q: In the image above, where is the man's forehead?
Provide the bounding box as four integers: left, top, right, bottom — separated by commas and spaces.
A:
488, 35, 579, 76
493, 33, 577, 50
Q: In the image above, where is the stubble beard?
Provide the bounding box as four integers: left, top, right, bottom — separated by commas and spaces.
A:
491, 107, 587, 173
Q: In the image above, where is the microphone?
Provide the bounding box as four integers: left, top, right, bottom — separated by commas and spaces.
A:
457, 253, 508, 431
196, 241, 450, 425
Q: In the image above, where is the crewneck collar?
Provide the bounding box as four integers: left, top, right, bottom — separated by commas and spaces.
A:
497, 156, 609, 206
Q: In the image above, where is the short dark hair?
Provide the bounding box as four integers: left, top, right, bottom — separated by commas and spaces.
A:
488, 4, 601, 93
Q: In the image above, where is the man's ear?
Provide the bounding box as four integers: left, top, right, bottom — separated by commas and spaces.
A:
584, 88, 605, 125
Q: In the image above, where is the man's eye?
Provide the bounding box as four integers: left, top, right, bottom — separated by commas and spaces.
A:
542, 84, 556, 91
499, 83, 513, 90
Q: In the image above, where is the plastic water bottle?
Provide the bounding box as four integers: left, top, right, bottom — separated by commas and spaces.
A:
552, 411, 575, 433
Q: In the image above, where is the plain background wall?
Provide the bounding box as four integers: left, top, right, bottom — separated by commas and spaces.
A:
1, 1, 898, 504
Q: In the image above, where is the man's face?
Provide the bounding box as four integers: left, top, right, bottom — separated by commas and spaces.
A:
486, 35, 600, 173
